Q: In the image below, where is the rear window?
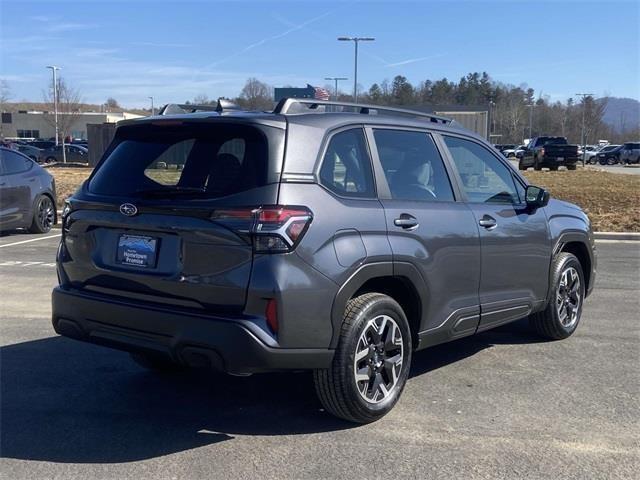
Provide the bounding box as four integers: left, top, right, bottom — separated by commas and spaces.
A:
538, 137, 567, 145
89, 123, 271, 198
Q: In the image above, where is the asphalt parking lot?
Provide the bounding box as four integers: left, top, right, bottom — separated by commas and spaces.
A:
1, 232, 638, 479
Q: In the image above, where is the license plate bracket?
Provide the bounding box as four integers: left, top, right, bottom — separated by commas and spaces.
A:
116, 234, 158, 268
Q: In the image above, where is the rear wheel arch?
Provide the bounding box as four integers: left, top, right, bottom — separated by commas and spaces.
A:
330, 262, 428, 350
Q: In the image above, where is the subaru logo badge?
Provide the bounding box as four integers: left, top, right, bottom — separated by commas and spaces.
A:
120, 203, 138, 217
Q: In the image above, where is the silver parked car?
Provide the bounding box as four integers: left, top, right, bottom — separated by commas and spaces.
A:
0, 147, 57, 233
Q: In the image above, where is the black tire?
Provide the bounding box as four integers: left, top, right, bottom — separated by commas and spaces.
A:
606, 156, 616, 166
314, 293, 412, 424
549, 165, 558, 171
566, 164, 577, 170
45, 156, 56, 164
533, 158, 542, 171
518, 160, 526, 171
28, 195, 55, 233
529, 252, 585, 340
130, 352, 184, 372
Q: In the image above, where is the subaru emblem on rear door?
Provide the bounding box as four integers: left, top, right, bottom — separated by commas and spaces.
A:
120, 203, 138, 217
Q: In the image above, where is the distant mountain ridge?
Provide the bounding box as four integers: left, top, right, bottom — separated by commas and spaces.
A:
602, 97, 640, 133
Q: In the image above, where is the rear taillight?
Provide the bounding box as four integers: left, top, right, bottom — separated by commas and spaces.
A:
211, 205, 312, 253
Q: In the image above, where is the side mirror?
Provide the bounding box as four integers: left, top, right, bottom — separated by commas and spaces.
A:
525, 185, 550, 208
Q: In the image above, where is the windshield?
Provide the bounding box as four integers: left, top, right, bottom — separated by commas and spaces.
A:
89, 123, 274, 199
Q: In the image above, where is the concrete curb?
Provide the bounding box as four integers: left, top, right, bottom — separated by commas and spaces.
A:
594, 232, 640, 241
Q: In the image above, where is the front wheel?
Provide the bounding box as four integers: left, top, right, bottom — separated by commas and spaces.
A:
529, 252, 585, 340
314, 293, 412, 424
566, 164, 577, 170
518, 160, 526, 171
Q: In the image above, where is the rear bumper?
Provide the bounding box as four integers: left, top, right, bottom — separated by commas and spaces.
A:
51, 287, 334, 374
540, 156, 579, 166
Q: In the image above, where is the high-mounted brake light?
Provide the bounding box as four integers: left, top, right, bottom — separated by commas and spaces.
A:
211, 205, 312, 253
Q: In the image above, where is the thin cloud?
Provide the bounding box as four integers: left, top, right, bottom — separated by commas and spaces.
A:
385, 53, 446, 68
46, 23, 96, 33
205, 9, 335, 68
133, 41, 194, 48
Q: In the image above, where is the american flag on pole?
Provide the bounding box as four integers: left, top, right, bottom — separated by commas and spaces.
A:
311, 84, 331, 101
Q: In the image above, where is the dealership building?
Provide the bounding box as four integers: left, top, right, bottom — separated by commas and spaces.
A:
0, 110, 142, 141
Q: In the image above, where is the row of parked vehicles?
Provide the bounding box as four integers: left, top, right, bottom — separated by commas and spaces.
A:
1, 138, 89, 165
494, 140, 640, 168
583, 142, 640, 165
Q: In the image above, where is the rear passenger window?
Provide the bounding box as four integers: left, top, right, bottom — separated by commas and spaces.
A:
373, 129, 454, 202
319, 128, 375, 198
0, 150, 32, 175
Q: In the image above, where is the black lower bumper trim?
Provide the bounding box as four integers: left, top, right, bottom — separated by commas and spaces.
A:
52, 287, 334, 374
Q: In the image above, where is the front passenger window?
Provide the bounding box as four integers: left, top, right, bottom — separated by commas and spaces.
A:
443, 136, 520, 204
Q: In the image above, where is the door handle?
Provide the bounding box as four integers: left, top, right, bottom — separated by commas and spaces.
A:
479, 215, 497, 229
394, 214, 419, 230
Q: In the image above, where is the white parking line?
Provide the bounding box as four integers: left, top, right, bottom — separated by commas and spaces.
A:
0, 234, 61, 248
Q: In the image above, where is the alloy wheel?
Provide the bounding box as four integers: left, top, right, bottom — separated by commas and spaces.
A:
556, 266, 581, 328
38, 197, 55, 232
353, 315, 404, 404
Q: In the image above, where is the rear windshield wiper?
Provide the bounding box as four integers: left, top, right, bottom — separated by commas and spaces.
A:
135, 186, 206, 197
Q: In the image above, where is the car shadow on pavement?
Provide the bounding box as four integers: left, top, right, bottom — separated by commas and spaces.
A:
1, 318, 543, 464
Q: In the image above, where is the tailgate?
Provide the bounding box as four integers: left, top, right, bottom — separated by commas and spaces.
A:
61, 207, 254, 313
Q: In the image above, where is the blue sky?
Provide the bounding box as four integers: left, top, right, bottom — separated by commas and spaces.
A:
1, 0, 638, 108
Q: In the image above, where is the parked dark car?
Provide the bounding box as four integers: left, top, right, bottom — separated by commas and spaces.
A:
42, 144, 89, 163
519, 136, 580, 170
28, 140, 56, 150
598, 142, 640, 165
0, 147, 57, 233
16, 144, 44, 163
52, 99, 596, 423
591, 145, 619, 164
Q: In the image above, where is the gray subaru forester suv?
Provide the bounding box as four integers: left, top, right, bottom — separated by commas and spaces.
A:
52, 99, 596, 423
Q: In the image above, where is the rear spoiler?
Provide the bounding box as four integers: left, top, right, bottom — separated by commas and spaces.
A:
158, 99, 241, 115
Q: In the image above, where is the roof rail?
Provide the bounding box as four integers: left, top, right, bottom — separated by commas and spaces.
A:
159, 99, 242, 116
273, 98, 452, 125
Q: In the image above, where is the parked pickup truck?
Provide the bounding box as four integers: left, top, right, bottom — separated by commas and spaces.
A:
519, 136, 580, 171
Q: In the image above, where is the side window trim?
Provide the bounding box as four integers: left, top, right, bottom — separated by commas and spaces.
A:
314, 125, 378, 200
365, 126, 463, 202
437, 132, 527, 205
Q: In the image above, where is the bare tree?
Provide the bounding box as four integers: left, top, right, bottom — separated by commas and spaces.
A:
193, 93, 211, 105
0, 80, 10, 139
238, 78, 273, 110
105, 97, 120, 109
43, 77, 82, 161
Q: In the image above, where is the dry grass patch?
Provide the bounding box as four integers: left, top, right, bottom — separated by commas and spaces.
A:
523, 168, 640, 232
49, 167, 93, 208
48, 166, 640, 232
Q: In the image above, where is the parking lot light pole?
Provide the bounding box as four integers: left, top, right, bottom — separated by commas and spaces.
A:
576, 93, 595, 166
148, 96, 155, 116
324, 77, 348, 101
338, 37, 374, 103
46, 66, 60, 146
526, 103, 534, 140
